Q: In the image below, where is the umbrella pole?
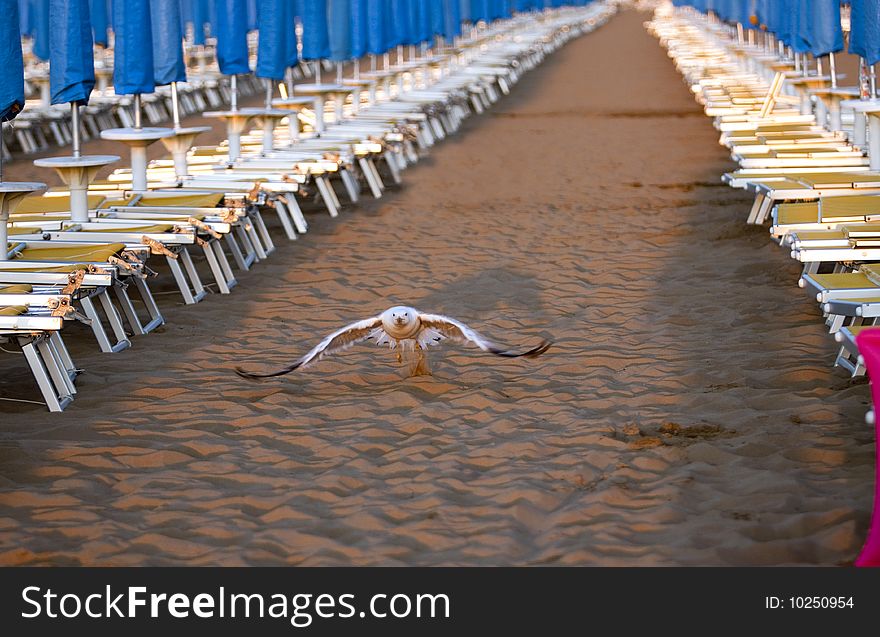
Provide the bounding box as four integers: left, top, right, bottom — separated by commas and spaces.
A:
370, 54, 376, 73
315, 63, 321, 85
286, 67, 294, 98
354, 58, 360, 80
829, 53, 837, 89
71, 103, 81, 158
265, 79, 273, 109
171, 81, 182, 129
337, 62, 342, 84
133, 94, 143, 130
231, 75, 238, 111
872, 64, 878, 99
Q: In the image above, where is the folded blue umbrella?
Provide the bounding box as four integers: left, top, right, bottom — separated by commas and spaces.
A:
90, 0, 109, 46
390, 0, 414, 46
443, 0, 461, 40
256, 0, 288, 79
31, 0, 50, 61
152, 0, 187, 86
851, 0, 880, 65
351, 0, 368, 58
459, 0, 471, 23
246, 0, 256, 30
213, 0, 250, 74
113, 0, 155, 94
328, 0, 352, 61
50, 0, 96, 105
298, 0, 331, 60
805, 0, 843, 57
1, 0, 26, 121
366, 0, 390, 54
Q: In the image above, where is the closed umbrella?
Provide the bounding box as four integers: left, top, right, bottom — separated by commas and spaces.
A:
90, 0, 109, 46
213, 0, 250, 108
49, 0, 95, 156
36, 0, 118, 221
1, 0, 46, 260
101, 0, 171, 192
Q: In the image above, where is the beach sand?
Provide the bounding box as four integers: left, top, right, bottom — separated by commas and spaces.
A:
0, 10, 874, 565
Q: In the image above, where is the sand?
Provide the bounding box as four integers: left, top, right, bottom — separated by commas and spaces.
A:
0, 10, 874, 566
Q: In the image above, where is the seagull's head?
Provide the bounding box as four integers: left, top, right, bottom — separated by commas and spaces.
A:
382, 306, 419, 332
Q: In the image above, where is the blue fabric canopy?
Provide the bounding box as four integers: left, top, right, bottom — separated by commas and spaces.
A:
366, 0, 389, 54
213, 0, 250, 74
414, 0, 431, 45
256, 0, 288, 78
90, 0, 109, 46
31, 0, 50, 61
50, 0, 96, 105
806, 0, 843, 56
186, 0, 210, 45
471, 0, 489, 22
151, 0, 186, 85
851, 0, 880, 65
328, 0, 352, 61
443, 0, 462, 40
459, 0, 471, 22
2, 0, 26, 121
390, 0, 414, 46
351, 0, 368, 58
113, 0, 155, 94
298, 0, 331, 60
246, 0, 256, 29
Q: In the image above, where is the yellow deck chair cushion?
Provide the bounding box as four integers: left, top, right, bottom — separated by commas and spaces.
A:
821, 196, 880, 217
0, 284, 33, 295
0, 306, 26, 317
16, 194, 105, 214
76, 223, 174, 233
776, 202, 820, 224
136, 193, 224, 208
15, 243, 125, 263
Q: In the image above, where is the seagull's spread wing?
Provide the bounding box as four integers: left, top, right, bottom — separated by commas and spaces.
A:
236, 316, 384, 379
417, 313, 552, 358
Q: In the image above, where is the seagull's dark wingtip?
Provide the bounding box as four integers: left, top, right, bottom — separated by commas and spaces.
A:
521, 339, 553, 358
491, 339, 553, 359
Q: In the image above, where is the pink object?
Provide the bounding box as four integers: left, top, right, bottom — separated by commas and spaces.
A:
855, 328, 880, 566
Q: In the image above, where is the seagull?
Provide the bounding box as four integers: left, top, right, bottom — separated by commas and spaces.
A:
235, 305, 551, 379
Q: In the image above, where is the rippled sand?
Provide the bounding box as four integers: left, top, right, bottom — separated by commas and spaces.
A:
0, 10, 873, 565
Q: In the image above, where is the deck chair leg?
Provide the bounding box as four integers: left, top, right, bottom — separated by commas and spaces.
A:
274, 200, 298, 240
80, 295, 116, 353
20, 340, 68, 412
37, 338, 75, 397
132, 277, 165, 332
324, 176, 342, 209
225, 231, 250, 271
179, 249, 208, 300
367, 159, 386, 192
358, 158, 383, 199
48, 331, 76, 379
828, 314, 846, 333
98, 290, 132, 350
746, 194, 764, 224
755, 197, 774, 225
202, 242, 233, 294
234, 223, 259, 265
113, 283, 146, 336
45, 336, 77, 393
314, 176, 339, 217
250, 209, 275, 255
382, 151, 402, 185
285, 196, 308, 234
211, 240, 237, 287
167, 255, 198, 304
340, 169, 360, 203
